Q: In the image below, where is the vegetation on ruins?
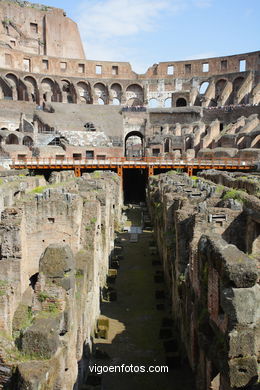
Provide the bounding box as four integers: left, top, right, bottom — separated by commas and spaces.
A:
38, 291, 50, 302
222, 189, 246, 203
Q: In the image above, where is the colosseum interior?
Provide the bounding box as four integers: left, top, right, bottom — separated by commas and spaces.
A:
0, 1, 259, 389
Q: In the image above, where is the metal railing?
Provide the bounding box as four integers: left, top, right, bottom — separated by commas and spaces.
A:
10, 156, 257, 167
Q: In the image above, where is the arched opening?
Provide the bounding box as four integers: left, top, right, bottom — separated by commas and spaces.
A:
251, 135, 260, 148
110, 83, 122, 104
215, 79, 227, 100
29, 272, 39, 291
41, 78, 54, 102
98, 98, 105, 105
148, 98, 158, 108
164, 138, 170, 153
199, 82, 209, 95
5, 73, 19, 100
77, 81, 91, 104
61, 80, 74, 103
22, 136, 33, 147
125, 131, 143, 159
233, 77, 244, 93
126, 84, 144, 106
24, 76, 38, 103
112, 98, 120, 105
176, 98, 187, 107
94, 83, 108, 104
6, 133, 19, 144
164, 97, 172, 108
0, 78, 12, 100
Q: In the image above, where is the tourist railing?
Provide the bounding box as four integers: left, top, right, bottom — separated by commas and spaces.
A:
11, 156, 257, 167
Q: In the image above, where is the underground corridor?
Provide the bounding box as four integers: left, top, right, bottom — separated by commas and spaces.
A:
122, 168, 176, 203
85, 201, 195, 390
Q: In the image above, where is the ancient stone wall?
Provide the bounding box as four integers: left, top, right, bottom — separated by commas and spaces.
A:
0, 170, 122, 389
147, 171, 259, 389
0, 0, 85, 59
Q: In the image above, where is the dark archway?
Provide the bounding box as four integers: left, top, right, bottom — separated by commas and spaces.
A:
6, 133, 19, 144
176, 98, 187, 107
125, 131, 144, 159
164, 138, 170, 152
23, 136, 33, 147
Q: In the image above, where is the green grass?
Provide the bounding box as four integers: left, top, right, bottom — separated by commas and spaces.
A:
223, 189, 246, 203
30, 185, 46, 193
38, 291, 50, 302
75, 269, 84, 278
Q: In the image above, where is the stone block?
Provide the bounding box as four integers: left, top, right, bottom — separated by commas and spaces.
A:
229, 356, 258, 388
21, 317, 60, 359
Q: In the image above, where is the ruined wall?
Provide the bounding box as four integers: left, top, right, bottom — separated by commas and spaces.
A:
0, 0, 85, 59
147, 171, 259, 389
0, 170, 122, 389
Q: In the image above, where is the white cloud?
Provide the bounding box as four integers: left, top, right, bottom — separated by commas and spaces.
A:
75, 0, 213, 72
77, 0, 182, 40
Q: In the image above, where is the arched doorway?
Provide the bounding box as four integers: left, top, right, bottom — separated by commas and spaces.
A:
125, 131, 144, 159
176, 98, 187, 107
6, 133, 19, 144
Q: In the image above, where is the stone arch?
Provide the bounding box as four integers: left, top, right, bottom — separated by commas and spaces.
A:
94, 82, 108, 104
110, 83, 122, 104
164, 138, 171, 152
164, 97, 172, 108
24, 75, 38, 103
148, 98, 158, 108
5, 73, 19, 100
77, 81, 92, 104
97, 98, 105, 105
185, 135, 193, 149
41, 78, 55, 102
199, 81, 209, 95
215, 79, 227, 100
176, 97, 187, 107
6, 133, 19, 144
112, 98, 120, 105
125, 131, 144, 158
251, 134, 260, 148
126, 84, 144, 106
61, 79, 75, 103
22, 136, 33, 147
233, 76, 245, 93
0, 77, 13, 100
237, 135, 246, 149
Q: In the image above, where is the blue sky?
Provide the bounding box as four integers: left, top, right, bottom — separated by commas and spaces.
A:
37, 0, 260, 73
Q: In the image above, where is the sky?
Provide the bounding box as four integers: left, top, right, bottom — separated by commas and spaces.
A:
37, 0, 260, 73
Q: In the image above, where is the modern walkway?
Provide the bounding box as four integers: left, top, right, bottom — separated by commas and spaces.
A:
92, 205, 195, 390
9, 156, 256, 177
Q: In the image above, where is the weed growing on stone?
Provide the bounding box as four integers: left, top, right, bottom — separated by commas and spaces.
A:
223, 189, 246, 203
38, 291, 50, 302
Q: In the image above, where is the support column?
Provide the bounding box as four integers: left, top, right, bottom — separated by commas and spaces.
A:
148, 166, 154, 176
187, 166, 193, 177
117, 166, 123, 187
74, 167, 81, 177
117, 165, 123, 177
